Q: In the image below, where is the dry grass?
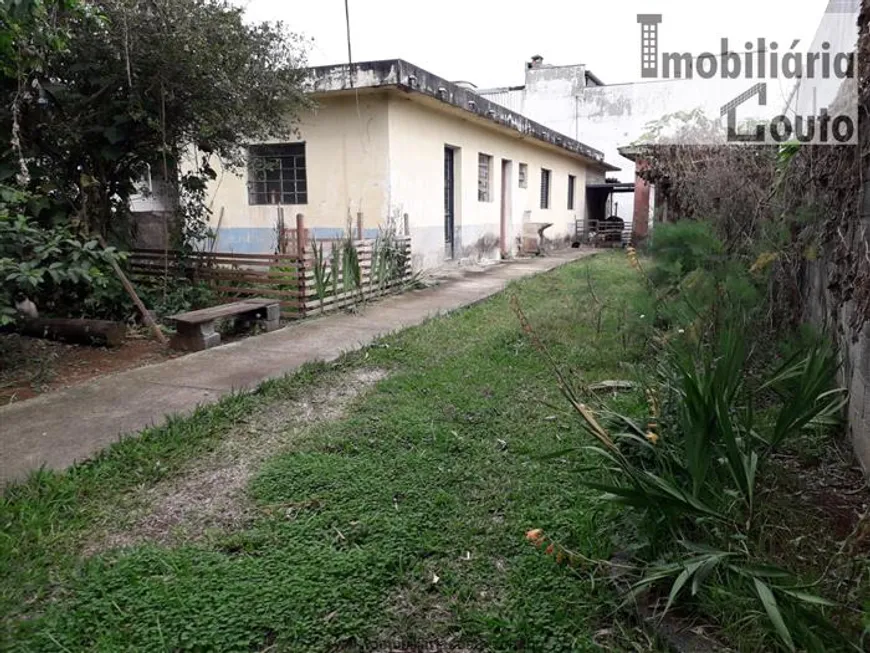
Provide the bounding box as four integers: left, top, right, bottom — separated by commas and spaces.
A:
85, 367, 388, 551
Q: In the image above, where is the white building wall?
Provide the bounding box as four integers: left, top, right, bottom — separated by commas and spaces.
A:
786, 0, 860, 121
129, 167, 174, 213
205, 93, 391, 252
201, 90, 604, 268
386, 94, 598, 270
481, 0, 859, 228
479, 63, 794, 227
522, 64, 588, 141
473, 88, 525, 114
573, 78, 748, 219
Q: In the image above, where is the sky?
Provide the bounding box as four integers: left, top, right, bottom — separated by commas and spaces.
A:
238, 0, 833, 88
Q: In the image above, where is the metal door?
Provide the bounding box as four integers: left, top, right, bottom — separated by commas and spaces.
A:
500, 159, 511, 258
444, 146, 455, 259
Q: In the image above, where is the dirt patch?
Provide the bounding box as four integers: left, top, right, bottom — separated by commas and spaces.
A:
760, 437, 869, 639
0, 332, 178, 404
86, 367, 388, 552
766, 439, 869, 562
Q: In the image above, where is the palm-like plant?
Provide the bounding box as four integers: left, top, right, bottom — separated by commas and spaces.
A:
310, 237, 332, 312
340, 235, 362, 298
514, 294, 850, 651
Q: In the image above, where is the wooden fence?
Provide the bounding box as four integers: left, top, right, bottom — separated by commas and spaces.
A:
129, 215, 413, 320
300, 238, 412, 317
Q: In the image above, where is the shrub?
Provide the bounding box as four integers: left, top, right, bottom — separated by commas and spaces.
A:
515, 291, 851, 651
78, 274, 217, 323
648, 220, 723, 287
0, 186, 121, 324
644, 221, 763, 338
143, 280, 217, 320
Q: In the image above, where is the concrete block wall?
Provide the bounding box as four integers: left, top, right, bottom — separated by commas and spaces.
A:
803, 175, 870, 474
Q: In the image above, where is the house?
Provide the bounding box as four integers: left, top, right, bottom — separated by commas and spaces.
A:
477, 55, 652, 240
199, 59, 619, 270
477, 54, 771, 243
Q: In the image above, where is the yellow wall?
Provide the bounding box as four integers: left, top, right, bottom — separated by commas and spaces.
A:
387, 94, 593, 268
206, 93, 390, 252
205, 90, 601, 264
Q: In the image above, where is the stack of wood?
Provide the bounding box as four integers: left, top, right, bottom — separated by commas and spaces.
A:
16, 318, 127, 347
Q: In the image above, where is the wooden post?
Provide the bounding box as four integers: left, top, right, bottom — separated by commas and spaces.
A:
356, 212, 363, 240
296, 213, 306, 318
98, 236, 167, 344
403, 212, 410, 236
295, 213, 306, 257
210, 206, 224, 253
276, 206, 286, 253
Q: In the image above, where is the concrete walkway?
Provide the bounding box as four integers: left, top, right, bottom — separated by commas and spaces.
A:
0, 249, 592, 484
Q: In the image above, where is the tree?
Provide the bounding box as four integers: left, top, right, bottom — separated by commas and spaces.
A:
0, 0, 309, 319
4, 0, 309, 236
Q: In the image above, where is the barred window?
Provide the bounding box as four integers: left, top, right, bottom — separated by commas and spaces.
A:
478, 153, 493, 202
518, 162, 528, 188
247, 143, 307, 205
540, 168, 551, 209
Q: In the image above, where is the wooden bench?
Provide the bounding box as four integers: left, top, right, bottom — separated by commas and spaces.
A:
168, 298, 280, 351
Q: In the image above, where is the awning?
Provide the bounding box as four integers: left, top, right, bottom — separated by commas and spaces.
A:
586, 183, 635, 193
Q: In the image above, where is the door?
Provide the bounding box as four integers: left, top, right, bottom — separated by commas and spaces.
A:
500, 159, 512, 258
444, 146, 456, 259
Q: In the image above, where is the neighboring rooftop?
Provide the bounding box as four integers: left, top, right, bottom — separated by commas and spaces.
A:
478, 54, 605, 95
307, 59, 619, 172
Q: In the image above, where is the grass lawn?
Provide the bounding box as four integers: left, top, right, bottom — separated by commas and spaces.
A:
2, 253, 657, 652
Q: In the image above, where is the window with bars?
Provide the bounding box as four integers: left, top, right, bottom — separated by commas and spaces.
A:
518, 162, 528, 188
247, 143, 308, 205
478, 153, 493, 202
540, 168, 551, 209
567, 174, 576, 210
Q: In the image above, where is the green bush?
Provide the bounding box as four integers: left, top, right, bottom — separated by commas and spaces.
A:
144, 279, 217, 320
648, 220, 723, 287
0, 186, 121, 324
645, 221, 762, 336
517, 249, 852, 652
561, 326, 847, 651
76, 273, 217, 323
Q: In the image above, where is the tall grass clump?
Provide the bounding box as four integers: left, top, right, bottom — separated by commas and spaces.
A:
645, 221, 761, 339
370, 213, 409, 292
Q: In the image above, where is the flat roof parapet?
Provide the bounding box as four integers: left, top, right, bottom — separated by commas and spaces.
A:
307, 59, 619, 172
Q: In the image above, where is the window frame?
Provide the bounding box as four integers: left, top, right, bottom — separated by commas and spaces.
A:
247, 142, 308, 206
478, 153, 493, 202
540, 168, 552, 209
518, 162, 528, 188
